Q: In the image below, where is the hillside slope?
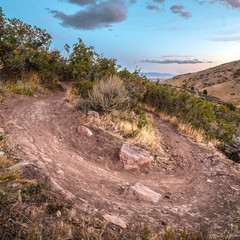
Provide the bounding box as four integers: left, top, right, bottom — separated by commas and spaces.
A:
0, 92, 240, 237
163, 60, 240, 106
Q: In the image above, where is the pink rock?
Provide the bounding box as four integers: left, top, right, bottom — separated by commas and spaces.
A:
103, 214, 127, 228
119, 143, 154, 170
77, 125, 93, 137
123, 182, 161, 203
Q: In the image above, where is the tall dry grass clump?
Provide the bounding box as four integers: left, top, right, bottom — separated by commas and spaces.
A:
88, 75, 129, 112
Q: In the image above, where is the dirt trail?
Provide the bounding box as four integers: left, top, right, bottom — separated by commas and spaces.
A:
0, 92, 240, 234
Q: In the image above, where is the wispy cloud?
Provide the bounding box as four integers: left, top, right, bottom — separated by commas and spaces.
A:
67, 0, 96, 6
141, 59, 212, 64
146, 5, 160, 11
170, 5, 192, 18
198, 0, 240, 9
222, 0, 240, 8
51, 0, 127, 30
129, 0, 136, 3
153, 0, 165, 3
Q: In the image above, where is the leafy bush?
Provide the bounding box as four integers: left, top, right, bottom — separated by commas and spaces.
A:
73, 80, 93, 98
9, 81, 36, 96
144, 83, 240, 143
76, 98, 91, 113
88, 75, 129, 112
118, 68, 148, 106
233, 69, 240, 78
223, 137, 240, 162
137, 112, 149, 129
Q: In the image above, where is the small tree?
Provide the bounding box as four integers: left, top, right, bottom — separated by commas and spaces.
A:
88, 75, 129, 112
118, 68, 148, 106
69, 38, 97, 80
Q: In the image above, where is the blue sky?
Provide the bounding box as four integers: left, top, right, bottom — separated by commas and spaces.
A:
2, 0, 240, 75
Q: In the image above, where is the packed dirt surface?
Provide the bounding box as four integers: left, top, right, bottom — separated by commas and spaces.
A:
0, 92, 240, 236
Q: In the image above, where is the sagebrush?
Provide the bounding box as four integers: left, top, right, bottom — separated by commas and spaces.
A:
88, 75, 129, 112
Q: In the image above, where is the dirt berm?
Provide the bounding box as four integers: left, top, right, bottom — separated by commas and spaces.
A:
0, 92, 240, 235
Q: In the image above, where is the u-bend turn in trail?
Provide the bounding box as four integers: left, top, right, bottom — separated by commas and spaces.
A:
0, 91, 240, 234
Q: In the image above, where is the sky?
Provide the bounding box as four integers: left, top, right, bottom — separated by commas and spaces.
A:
1, 0, 240, 76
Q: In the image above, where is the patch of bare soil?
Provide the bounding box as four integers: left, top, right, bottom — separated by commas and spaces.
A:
0, 92, 240, 236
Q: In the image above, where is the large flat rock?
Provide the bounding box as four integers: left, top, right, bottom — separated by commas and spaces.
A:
123, 182, 161, 203
103, 214, 127, 228
119, 143, 154, 170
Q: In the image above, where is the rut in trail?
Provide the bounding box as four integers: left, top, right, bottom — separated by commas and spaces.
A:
0, 92, 240, 232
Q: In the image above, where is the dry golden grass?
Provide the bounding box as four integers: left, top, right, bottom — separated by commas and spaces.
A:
158, 112, 219, 146
141, 103, 220, 150
163, 60, 240, 106
100, 110, 164, 156
64, 86, 82, 107
21, 71, 41, 85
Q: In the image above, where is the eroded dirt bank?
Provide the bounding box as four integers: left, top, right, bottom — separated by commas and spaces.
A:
0, 92, 239, 235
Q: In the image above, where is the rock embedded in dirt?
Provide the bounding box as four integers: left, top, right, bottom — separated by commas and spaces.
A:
103, 214, 127, 229
0, 151, 4, 157
77, 125, 93, 137
87, 111, 100, 125
119, 143, 154, 170
122, 182, 161, 203
8, 161, 51, 186
0, 127, 4, 134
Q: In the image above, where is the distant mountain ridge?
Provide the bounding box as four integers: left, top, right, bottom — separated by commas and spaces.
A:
141, 72, 175, 81
162, 60, 240, 106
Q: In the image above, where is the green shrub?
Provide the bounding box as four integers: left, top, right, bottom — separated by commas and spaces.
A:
203, 89, 207, 95
233, 69, 240, 78
73, 80, 93, 98
9, 81, 36, 96
144, 83, 240, 144
76, 98, 91, 113
88, 75, 129, 112
223, 137, 240, 163
118, 68, 148, 106
137, 112, 149, 129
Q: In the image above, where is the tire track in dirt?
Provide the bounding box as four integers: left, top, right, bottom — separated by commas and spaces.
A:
1, 93, 240, 234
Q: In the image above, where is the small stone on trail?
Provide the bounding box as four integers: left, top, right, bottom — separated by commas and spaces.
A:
208, 142, 215, 151
122, 182, 161, 203
119, 143, 154, 170
77, 125, 93, 137
0, 128, 4, 134
103, 214, 127, 229
0, 151, 4, 157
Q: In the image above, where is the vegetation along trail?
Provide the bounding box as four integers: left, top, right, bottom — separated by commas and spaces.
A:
0, 91, 240, 235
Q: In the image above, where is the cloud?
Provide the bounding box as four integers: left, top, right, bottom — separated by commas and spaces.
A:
219, 0, 240, 8
170, 5, 192, 18
153, 0, 165, 3
198, 0, 240, 9
51, 0, 127, 30
67, 0, 96, 6
141, 59, 212, 64
146, 5, 160, 11
129, 0, 136, 3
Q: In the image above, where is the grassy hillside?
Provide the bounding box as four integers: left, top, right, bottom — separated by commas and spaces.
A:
163, 61, 240, 107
